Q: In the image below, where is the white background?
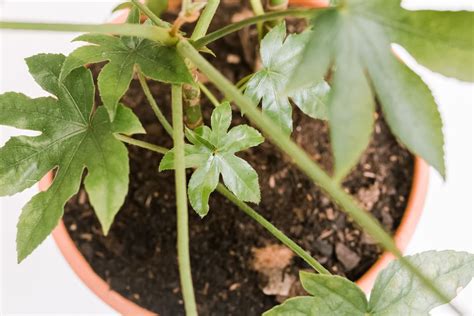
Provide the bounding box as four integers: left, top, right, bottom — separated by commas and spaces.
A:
0, 0, 473, 315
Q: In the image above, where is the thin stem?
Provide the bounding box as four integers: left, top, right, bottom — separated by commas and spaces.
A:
216, 184, 330, 275
172, 84, 198, 316
249, 0, 265, 40
236, 73, 253, 89
136, 70, 174, 137
176, 39, 458, 311
198, 82, 220, 107
191, 0, 221, 40
182, 0, 192, 12
0, 21, 176, 45
130, 0, 170, 28
194, 8, 323, 47
115, 134, 167, 154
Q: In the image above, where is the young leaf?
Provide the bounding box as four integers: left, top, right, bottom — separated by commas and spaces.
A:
264, 272, 368, 316
60, 9, 192, 120
289, 0, 473, 178
368, 250, 474, 315
245, 22, 329, 135
159, 102, 264, 217
0, 53, 144, 262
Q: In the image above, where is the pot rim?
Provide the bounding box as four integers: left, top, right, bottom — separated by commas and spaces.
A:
45, 0, 429, 314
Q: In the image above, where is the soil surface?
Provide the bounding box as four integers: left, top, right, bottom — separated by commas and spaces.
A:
62, 2, 414, 315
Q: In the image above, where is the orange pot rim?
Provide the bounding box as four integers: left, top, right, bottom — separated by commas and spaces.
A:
45, 0, 429, 314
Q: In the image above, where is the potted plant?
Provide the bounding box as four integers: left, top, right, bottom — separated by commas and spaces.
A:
0, 0, 473, 315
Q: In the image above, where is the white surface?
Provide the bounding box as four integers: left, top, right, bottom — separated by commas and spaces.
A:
0, 0, 473, 315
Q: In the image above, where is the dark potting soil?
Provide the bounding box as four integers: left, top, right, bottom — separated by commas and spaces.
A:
62, 2, 414, 315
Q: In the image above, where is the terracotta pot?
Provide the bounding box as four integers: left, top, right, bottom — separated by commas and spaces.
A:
42, 1, 430, 315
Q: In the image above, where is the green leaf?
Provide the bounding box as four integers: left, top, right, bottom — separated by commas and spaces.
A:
0, 54, 143, 262
221, 125, 265, 154
159, 144, 210, 171
289, 0, 469, 177
112, 2, 133, 13
60, 10, 192, 120
188, 156, 220, 217
245, 22, 330, 135
263, 297, 319, 316
329, 42, 375, 180
217, 153, 260, 203
264, 272, 367, 316
210, 102, 232, 147
159, 103, 264, 216
301, 272, 368, 314
364, 1, 474, 82
368, 250, 474, 315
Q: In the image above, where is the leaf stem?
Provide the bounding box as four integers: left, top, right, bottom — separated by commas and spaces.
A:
130, 0, 170, 28
193, 8, 322, 47
0, 21, 177, 45
171, 84, 198, 316
191, 0, 221, 40
216, 184, 330, 275
115, 134, 167, 154
235, 73, 254, 90
198, 82, 220, 107
176, 39, 456, 309
136, 70, 174, 137
249, 0, 265, 40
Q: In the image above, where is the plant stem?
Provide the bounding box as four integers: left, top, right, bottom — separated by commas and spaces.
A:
236, 73, 253, 89
191, 0, 221, 40
198, 82, 220, 107
0, 21, 176, 45
194, 8, 323, 47
183, 80, 204, 129
171, 84, 198, 316
176, 39, 457, 310
249, 0, 265, 40
268, 0, 289, 9
115, 134, 167, 154
136, 70, 174, 137
216, 184, 330, 275
130, 0, 170, 28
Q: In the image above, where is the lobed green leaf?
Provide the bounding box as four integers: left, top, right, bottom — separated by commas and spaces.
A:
288, 0, 472, 178
159, 103, 264, 216
60, 9, 192, 120
245, 22, 330, 135
0, 53, 143, 262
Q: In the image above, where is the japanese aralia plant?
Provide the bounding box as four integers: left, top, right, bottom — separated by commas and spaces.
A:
0, 0, 473, 315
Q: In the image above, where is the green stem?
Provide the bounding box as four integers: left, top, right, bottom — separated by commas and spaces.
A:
183, 81, 204, 129
194, 8, 322, 47
191, 0, 221, 40
236, 73, 253, 89
198, 82, 220, 107
0, 21, 176, 45
171, 84, 198, 316
182, 0, 192, 12
269, 0, 288, 6
216, 184, 330, 275
115, 134, 167, 154
176, 39, 457, 310
249, 0, 265, 40
136, 70, 174, 137
130, 0, 170, 28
